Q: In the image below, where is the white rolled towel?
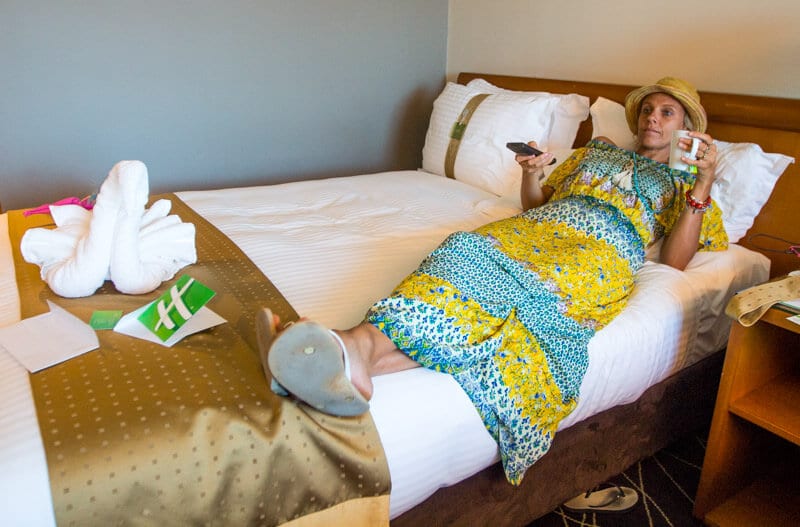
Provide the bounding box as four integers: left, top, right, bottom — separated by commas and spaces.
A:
20, 162, 129, 297
20, 160, 197, 297
110, 196, 197, 295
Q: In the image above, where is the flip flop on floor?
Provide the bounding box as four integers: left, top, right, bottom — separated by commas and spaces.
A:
255, 307, 369, 416
562, 485, 639, 514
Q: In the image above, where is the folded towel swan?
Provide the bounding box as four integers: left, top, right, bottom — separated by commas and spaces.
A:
20, 160, 197, 298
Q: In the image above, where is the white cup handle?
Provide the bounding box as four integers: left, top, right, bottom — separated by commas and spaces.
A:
689, 137, 701, 160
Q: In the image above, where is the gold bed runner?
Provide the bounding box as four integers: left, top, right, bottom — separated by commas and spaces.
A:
8, 195, 390, 527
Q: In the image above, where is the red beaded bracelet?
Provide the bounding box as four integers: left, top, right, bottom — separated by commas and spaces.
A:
685, 189, 711, 214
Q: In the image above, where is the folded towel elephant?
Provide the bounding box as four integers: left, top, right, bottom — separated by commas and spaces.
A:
20, 160, 197, 298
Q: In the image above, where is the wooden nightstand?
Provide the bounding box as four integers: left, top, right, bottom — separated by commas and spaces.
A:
694, 306, 800, 526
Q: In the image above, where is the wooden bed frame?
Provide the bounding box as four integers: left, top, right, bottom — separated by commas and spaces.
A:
391, 73, 800, 527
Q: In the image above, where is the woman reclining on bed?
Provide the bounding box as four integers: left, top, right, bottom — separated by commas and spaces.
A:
256, 77, 727, 485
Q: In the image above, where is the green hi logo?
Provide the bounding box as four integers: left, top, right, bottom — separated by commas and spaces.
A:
138, 275, 215, 342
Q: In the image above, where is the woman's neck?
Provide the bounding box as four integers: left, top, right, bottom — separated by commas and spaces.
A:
636, 145, 669, 164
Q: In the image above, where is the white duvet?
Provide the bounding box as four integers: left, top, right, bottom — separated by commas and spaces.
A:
0, 170, 769, 524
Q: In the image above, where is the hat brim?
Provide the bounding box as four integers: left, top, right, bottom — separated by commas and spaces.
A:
624, 84, 707, 135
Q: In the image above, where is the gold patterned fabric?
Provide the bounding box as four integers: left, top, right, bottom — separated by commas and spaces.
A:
725, 274, 800, 326
8, 195, 390, 527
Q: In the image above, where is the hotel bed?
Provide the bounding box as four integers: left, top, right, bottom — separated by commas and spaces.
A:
1, 74, 798, 526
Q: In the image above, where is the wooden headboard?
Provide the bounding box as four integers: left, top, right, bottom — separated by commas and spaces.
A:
458, 73, 800, 278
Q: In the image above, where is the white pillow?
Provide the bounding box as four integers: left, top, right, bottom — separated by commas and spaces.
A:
589, 97, 794, 243
711, 140, 794, 242
421, 81, 589, 200
466, 78, 590, 150
590, 96, 637, 150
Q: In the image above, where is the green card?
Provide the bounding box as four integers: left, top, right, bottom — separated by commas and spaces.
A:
90, 310, 123, 330
137, 275, 216, 342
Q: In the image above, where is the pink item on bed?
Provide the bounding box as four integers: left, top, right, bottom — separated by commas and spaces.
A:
23, 195, 96, 217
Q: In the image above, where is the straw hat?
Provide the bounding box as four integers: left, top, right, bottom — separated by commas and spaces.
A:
624, 77, 707, 134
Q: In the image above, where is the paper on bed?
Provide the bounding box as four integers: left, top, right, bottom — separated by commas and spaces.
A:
0, 300, 98, 372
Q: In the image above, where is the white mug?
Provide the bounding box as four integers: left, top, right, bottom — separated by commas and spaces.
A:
669, 130, 701, 171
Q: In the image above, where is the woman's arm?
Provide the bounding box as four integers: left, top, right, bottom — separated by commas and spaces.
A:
660, 132, 719, 270
516, 142, 555, 211
520, 170, 554, 211
659, 189, 710, 270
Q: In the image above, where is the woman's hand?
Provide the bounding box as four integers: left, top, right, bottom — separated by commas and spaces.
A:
516, 141, 554, 211
514, 141, 555, 176
683, 132, 719, 197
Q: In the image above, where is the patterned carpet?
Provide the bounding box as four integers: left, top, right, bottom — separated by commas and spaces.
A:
528, 430, 708, 526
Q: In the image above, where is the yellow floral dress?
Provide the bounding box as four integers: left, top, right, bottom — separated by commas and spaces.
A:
365, 140, 728, 484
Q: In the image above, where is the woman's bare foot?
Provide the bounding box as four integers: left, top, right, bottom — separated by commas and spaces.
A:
335, 323, 420, 401
333, 330, 374, 402
256, 308, 420, 415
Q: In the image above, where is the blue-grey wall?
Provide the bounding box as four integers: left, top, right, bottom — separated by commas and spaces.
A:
0, 1, 448, 210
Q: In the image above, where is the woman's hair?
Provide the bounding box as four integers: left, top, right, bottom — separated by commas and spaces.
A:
683, 112, 694, 131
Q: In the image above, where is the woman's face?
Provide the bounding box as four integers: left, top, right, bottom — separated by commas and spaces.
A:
636, 92, 688, 152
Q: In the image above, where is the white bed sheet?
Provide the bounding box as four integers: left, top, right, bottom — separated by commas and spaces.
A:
0, 170, 770, 524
